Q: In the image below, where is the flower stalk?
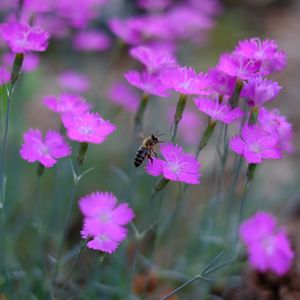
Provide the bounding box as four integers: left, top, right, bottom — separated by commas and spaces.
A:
229, 79, 243, 108
134, 93, 149, 133
77, 142, 89, 166
171, 94, 187, 141
196, 119, 217, 156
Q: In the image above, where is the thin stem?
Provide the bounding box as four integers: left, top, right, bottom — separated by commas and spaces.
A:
77, 142, 89, 166
249, 106, 259, 125
171, 94, 187, 141
196, 119, 217, 157
134, 93, 149, 134
229, 80, 243, 108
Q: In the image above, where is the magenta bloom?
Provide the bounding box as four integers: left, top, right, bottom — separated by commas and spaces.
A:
129, 46, 176, 73
241, 77, 282, 107
43, 93, 92, 114
258, 107, 293, 153
0, 22, 50, 53
107, 81, 139, 112
235, 38, 287, 75
240, 211, 294, 276
161, 66, 211, 95
217, 52, 261, 80
73, 30, 111, 52
20, 129, 71, 168
137, 0, 171, 11
208, 68, 236, 96
58, 71, 91, 93
194, 96, 244, 124
62, 111, 116, 144
0, 66, 10, 85
145, 143, 201, 184
124, 70, 169, 97
229, 124, 281, 164
79, 191, 135, 253
2, 52, 40, 72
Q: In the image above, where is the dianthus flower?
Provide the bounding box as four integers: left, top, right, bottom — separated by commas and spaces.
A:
161, 66, 211, 95
145, 143, 201, 184
43, 93, 92, 114
73, 30, 111, 52
240, 211, 294, 276
208, 68, 236, 96
235, 38, 287, 75
0, 22, 50, 53
79, 191, 135, 253
2, 52, 40, 72
258, 107, 293, 153
129, 46, 176, 73
20, 128, 71, 167
107, 81, 139, 112
229, 124, 281, 164
241, 77, 281, 107
137, 0, 172, 11
217, 52, 261, 80
0, 66, 10, 84
124, 70, 169, 97
194, 96, 244, 124
58, 70, 91, 93
62, 111, 116, 144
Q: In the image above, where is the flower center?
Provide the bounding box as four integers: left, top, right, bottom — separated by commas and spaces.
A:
250, 142, 261, 153
262, 236, 275, 255
98, 212, 111, 223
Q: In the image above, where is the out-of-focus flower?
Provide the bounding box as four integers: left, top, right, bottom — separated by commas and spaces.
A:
145, 143, 201, 184
58, 70, 91, 93
79, 191, 134, 253
137, 0, 172, 11
20, 128, 71, 168
43, 93, 92, 114
229, 124, 281, 164
235, 38, 287, 76
62, 111, 116, 144
241, 77, 281, 107
124, 70, 169, 97
240, 211, 294, 276
217, 52, 261, 80
161, 66, 211, 95
2, 52, 40, 72
208, 68, 236, 96
107, 81, 139, 112
258, 107, 293, 153
73, 30, 111, 52
188, 0, 223, 16
0, 66, 10, 84
129, 46, 176, 73
194, 96, 244, 124
0, 22, 50, 53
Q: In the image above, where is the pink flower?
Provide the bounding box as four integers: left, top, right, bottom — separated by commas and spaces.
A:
194, 96, 244, 124
79, 191, 135, 253
145, 143, 201, 184
2, 52, 40, 72
240, 211, 294, 276
229, 124, 281, 164
161, 66, 211, 95
124, 70, 169, 97
43, 93, 92, 114
137, 0, 172, 11
107, 81, 139, 112
258, 107, 293, 153
208, 68, 236, 96
58, 71, 91, 93
0, 66, 10, 84
20, 129, 71, 168
241, 77, 281, 107
235, 38, 287, 75
0, 22, 50, 53
62, 111, 116, 144
129, 46, 176, 73
73, 30, 111, 52
217, 52, 261, 80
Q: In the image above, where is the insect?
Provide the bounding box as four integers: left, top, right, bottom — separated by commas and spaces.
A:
134, 133, 164, 167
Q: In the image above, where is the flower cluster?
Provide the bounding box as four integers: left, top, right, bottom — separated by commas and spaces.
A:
240, 212, 294, 276
79, 191, 134, 253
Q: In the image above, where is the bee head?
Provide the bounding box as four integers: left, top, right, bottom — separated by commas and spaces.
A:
151, 134, 159, 143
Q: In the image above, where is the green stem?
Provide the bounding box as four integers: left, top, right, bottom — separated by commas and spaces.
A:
196, 119, 217, 157
249, 106, 259, 125
171, 94, 187, 141
77, 142, 89, 166
37, 162, 45, 177
152, 178, 170, 195
134, 93, 149, 134
10, 53, 24, 86
229, 80, 243, 108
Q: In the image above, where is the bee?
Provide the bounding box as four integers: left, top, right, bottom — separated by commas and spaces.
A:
134, 133, 163, 167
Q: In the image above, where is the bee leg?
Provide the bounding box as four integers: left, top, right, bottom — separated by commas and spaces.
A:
147, 153, 153, 163
153, 150, 158, 158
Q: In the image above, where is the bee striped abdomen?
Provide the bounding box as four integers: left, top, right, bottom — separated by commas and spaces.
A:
134, 146, 148, 167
